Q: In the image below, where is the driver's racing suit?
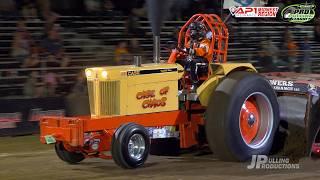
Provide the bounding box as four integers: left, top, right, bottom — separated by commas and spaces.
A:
185, 38, 210, 87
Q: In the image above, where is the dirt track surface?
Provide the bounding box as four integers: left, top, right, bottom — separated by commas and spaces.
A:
0, 136, 320, 180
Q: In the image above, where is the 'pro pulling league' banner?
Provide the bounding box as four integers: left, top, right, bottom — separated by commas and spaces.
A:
224, 0, 267, 9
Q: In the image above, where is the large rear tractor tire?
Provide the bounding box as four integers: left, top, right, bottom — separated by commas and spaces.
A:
205, 71, 279, 161
309, 99, 320, 159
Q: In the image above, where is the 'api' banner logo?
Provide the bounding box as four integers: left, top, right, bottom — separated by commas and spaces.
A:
230, 6, 278, 18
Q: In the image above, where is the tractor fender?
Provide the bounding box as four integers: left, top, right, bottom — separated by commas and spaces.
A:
197, 63, 257, 106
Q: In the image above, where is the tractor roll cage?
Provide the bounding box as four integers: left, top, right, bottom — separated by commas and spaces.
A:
177, 14, 229, 63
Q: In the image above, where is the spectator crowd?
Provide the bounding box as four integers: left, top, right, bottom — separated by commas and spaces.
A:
0, 0, 72, 97
0, 0, 319, 98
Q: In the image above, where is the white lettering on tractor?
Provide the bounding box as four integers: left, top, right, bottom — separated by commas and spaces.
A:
269, 80, 300, 92
269, 80, 294, 87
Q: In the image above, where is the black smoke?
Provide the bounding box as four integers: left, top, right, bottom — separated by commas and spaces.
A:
147, 0, 169, 36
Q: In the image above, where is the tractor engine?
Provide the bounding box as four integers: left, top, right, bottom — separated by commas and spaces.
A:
85, 63, 184, 117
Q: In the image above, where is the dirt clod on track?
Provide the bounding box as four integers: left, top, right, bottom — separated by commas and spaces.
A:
0, 135, 319, 180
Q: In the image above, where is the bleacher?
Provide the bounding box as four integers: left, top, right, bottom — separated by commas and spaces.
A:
0, 15, 319, 97
228, 20, 320, 70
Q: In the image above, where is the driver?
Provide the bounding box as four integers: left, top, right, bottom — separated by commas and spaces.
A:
186, 22, 210, 60
185, 22, 210, 90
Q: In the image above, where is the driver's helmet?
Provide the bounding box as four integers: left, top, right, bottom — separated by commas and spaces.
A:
188, 22, 206, 41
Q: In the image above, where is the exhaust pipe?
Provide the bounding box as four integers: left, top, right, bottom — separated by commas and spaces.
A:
153, 35, 160, 63
147, 0, 169, 64
134, 55, 142, 67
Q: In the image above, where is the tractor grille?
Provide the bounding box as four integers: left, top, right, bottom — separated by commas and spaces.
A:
87, 80, 120, 116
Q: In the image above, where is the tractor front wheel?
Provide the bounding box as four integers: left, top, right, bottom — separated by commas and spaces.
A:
205, 71, 279, 161
112, 123, 150, 168
55, 142, 85, 164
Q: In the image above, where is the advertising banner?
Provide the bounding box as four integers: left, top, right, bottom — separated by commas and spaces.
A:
0, 97, 65, 136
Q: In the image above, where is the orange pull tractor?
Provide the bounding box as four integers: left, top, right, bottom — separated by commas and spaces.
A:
40, 13, 320, 168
